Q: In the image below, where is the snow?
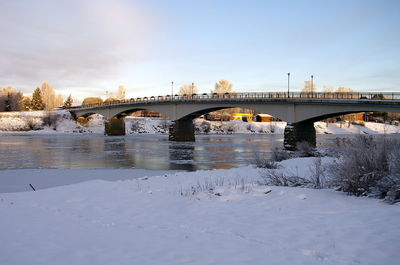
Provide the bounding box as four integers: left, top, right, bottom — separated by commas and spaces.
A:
278, 157, 336, 179
1, 158, 399, 265
314, 121, 400, 135
193, 119, 287, 134
1, 112, 399, 263
0, 169, 182, 193
1, 111, 399, 135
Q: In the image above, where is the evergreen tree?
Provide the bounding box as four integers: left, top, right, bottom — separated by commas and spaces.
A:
5, 93, 11, 111
31, 87, 45, 110
63, 94, 73, 108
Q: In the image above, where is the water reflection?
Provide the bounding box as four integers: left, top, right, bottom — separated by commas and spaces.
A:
0, 133, 393, 171
169, 143, 195, 171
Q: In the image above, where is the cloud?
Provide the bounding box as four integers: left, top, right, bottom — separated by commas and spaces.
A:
0, 0, 154, 93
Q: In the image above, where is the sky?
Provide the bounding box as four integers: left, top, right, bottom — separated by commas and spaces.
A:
0, 0, 399, 100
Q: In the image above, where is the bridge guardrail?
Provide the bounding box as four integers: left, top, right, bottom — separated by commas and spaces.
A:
71, 92, 400, 109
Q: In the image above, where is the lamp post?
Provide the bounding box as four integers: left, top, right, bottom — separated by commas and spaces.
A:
171, 81, 174, 98
311, 75, 314, 90
191, 82, 194, 96
311, 75, 314, 97
287, 73, 290, 98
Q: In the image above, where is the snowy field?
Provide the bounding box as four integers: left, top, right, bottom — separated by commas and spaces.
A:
1, 158, 399, 265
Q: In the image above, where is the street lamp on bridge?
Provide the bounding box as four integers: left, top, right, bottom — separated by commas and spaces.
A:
287, 73, 290, 98
171, 81, 174, 97
311, 75, 314, 92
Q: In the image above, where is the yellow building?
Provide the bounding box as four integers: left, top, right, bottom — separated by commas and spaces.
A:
232, 113, 253, 122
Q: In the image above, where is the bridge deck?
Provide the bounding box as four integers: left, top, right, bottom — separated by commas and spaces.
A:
70, 92, 400, 110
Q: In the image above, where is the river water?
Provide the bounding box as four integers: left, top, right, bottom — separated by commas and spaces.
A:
0, 133, 348, 171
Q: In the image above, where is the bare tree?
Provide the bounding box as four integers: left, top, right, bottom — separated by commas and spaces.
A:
213, 79, 233, 94
40, 81, 55, 110
301, 80, 316, 94
179, 83, 198, 95
40, 81, 63, 110
323, 85, 334, 93
116, 85, 126, 100
336, 86, 353, 93
55, 94, 63, 107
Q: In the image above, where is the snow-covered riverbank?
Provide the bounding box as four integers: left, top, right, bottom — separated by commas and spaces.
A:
1, 158, 399, 265
0, 110, 399, 135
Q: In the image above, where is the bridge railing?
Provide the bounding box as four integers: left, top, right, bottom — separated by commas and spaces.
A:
71, 91, 400, 109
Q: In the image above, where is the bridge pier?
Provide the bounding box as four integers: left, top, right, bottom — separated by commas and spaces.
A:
105, 117, 126, 136
169, 118, 195, 141
284, 121, 316, 151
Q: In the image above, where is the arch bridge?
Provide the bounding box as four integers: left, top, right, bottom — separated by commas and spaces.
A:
69, 92, 400, 150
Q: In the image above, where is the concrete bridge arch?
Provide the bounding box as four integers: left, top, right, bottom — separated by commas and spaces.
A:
69, 96, 400, 150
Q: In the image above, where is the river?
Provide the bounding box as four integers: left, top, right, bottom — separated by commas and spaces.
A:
0, 133, 348, 171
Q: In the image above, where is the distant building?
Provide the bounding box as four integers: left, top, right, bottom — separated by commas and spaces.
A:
232, 113, 253, 122
255, 114, 273, 122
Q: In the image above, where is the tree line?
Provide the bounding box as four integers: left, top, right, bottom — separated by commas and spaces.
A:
0, 82, 68, 112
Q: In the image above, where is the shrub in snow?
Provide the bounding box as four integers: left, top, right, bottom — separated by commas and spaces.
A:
193, 120, 286, 135
253, 152, 278, 169
42, 112, 63, 130
180, 177, 225, 196
327, 135, 400, 203
195, 120, 211, 134
309, 157, 327, 189
246, 123, 256, 133
252, 146, 293, 169
296, 141, 316, 157
159, 119, 170, 133
270, 147, 292, 162
258, 170, 311, 187
180, 176, 254, 197
129, 120, 142, 133
269, 123, 276, 133
0, 115, 43, 131
258, 158, 327, 189
221, 122, 236, 134
384, 184, 400, 204
257, 126, 267, 133
125, 118, 169, 134
26, 117, 43, 130
382, 146, 400, 204
202, 121, 211, 134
